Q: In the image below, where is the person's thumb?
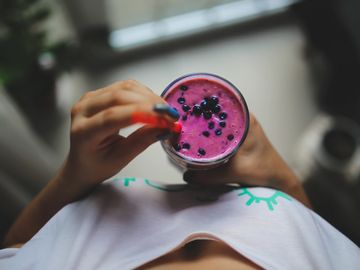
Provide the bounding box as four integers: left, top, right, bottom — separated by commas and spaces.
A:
116, 125, 171, 162
183, 163, 234, 186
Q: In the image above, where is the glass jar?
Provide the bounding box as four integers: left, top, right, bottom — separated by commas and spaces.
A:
161, 73, 249, 169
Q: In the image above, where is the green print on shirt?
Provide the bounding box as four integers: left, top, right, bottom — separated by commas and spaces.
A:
122, 177, 136, 187
238, 188, 292, 211
114, 178, 291, 210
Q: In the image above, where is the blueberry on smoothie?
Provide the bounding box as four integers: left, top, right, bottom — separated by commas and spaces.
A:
219, 112, 227, 120
200, 100, 209, 110
177, 97, 186, 104
182, 143, 191, 149
227, 134, 234, 141
208, 122, 215, 129
192, 104, 202, 116
212, 104, 221, 114
203, 111, 212, 120
180, 85, 188, 91
219, 121, 226, 128
215, 129, 222, 136
198, 148, 206, 156
182, 104, 191, 112
209, 96, 219, 107
202, 131, 210, 137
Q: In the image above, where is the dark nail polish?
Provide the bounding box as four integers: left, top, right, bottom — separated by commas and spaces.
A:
168, 107, 180, 119
153, 103, 180, 120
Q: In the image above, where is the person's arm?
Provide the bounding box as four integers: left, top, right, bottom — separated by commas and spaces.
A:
2, 171, 86, 248
184, 114, 311, 208
3, 80, 178, 248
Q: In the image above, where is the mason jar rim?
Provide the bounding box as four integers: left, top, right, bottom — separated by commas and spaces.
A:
160, 72, 250, 168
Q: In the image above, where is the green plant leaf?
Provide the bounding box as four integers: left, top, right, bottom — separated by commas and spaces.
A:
26, 7, 50, 23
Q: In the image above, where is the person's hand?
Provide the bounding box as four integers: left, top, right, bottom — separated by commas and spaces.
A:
184, 114, 311, 206
4, 80, 181, 247
57, 80, 178, 196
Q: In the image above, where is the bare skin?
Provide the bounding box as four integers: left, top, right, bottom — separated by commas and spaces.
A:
136, 240, 262, 270
183, 114, 311, 208
2, 80, 310, 269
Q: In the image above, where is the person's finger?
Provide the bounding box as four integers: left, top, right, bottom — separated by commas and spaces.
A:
82, 104, 148, 139
77, 103, 176, 141
78, 89, 105, 102
87, 80, 157, 100
77, 81, 125, 101
115, 79, 156, 97
82, 90, 146, 117
112, 125, 171, 165
183, 164, 235, 186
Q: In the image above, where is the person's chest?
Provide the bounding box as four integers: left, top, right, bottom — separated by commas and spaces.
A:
136, 239, 262, 270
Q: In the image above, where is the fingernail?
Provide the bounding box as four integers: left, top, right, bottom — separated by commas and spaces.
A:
156, 131, 172, 141
167, 107, 180, 120
153, 104, 180, 120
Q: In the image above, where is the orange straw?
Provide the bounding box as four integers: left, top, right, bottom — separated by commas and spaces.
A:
131, 112, 182, 133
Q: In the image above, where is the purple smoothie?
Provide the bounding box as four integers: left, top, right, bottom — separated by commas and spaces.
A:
161, 73, 249, 169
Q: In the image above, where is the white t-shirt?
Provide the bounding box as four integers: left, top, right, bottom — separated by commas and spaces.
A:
1, 177, 359, 269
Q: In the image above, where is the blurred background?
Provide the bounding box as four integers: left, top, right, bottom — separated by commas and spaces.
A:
0, 0, 359, 246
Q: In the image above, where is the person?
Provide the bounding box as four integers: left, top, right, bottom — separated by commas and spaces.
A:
0, 80, 359, 269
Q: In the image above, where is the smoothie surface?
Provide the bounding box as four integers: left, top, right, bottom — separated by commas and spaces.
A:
163, 77, 247, 162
